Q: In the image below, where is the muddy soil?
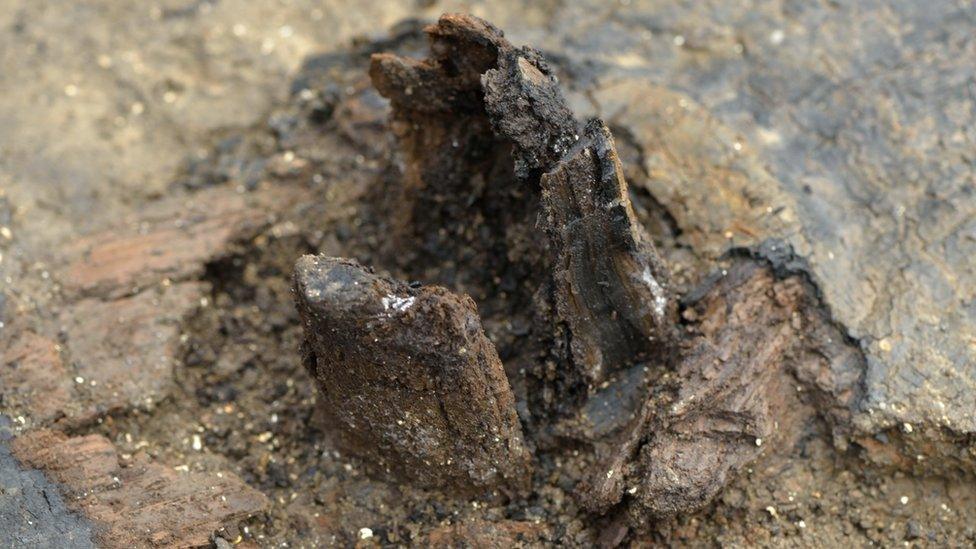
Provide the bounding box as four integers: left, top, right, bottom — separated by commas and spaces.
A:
2, 3, 976, 548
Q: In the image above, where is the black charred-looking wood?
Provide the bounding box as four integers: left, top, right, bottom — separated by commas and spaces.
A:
298, 15, 834, 516
368, 14, 676, 426
367, 17, 570, 400
481, 44, 579, 178
365, 13, 679, 426
541, 120, 677, 393
294, 255, 531, 495
293, 12, 869, 531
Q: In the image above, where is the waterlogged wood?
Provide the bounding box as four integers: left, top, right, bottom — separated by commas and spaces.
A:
541, 120, 676, 388
305, 15, 853, 527
629, 264, 803, 520
369, 14, 674, 421
294, 255, 531, 495
580, 263, 810, 522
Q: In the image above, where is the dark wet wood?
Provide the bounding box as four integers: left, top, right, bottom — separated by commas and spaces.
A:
294, 255, 531, 495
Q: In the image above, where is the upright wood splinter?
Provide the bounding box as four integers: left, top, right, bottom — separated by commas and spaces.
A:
294, 255, 531, 495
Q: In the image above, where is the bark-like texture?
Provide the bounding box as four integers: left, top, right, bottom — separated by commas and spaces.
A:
294, 255, 531, 495
10, 429, 267, 547
542, 119, 676, 389
630, 263, 802, 519
2, 1, 975, 546
578, 260, 860, 526
480, 39, 578, 178
299, 13, 679, 500
295, 13, 865, 530
367, 14, 675, 418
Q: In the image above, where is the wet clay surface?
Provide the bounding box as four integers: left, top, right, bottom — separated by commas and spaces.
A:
1, 2, 975, 548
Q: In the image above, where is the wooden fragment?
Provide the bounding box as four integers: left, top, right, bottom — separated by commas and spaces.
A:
541, 120, 676, 388
294, 255, 531, 495
61, 187, 266, 299
580, 263, 808, 521
369, 14, 674, 422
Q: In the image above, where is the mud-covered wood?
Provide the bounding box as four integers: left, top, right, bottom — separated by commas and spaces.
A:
580, 263, 809, 522
293, 255, 531, 495
632, 264, 803, 519
370, 15, 675, 421
541, 119, 676, 389
315, 13, 839, 524
480, 37, 578, 178
366, 18, 561, 417
4, 2, 976, 546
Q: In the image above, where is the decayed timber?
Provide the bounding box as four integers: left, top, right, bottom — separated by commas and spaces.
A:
298, 13, 679, 495
579, 262, 811, 523
293, 255, 531, 495
369, 12, 674, 397
541, 119, 676, 389
11, 429, 267, 547
295, 14, 840, 524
